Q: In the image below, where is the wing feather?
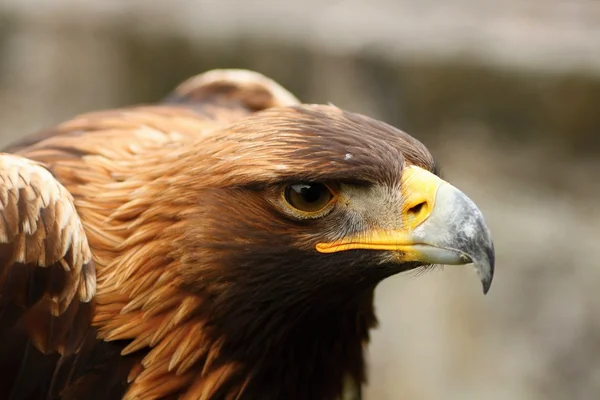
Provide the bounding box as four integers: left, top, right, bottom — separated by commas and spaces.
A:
0, 153, 96, 358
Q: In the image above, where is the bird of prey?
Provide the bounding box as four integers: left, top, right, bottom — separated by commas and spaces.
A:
0, 69, 494, 400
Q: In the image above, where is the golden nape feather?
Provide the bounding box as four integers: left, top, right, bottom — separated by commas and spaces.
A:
0, 69, 495, 400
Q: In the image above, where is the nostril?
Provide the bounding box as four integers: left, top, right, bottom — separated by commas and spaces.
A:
408, 201, 426, 216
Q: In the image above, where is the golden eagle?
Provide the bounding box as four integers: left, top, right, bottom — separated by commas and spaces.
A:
0, 69, 494, 400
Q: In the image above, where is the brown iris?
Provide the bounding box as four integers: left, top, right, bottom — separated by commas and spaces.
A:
284, 183, 334, 213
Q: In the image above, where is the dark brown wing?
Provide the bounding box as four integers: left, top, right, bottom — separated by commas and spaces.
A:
0, 153, 96, 399
163, 68, 300, 116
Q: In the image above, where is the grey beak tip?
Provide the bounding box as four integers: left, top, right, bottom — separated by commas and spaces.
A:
482, 279, 492, 295
478, 245, 495, 295
477, 266, 493, 294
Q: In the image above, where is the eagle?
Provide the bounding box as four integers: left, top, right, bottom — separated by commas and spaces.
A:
0, 69, 494, 400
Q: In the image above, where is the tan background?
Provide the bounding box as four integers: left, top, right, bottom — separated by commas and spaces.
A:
1, 1, 599, 399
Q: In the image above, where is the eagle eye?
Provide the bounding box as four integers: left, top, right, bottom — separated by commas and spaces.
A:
284, 183, 334, 214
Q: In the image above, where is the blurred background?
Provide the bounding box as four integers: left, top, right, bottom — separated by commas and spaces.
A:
1, 1, 599, 399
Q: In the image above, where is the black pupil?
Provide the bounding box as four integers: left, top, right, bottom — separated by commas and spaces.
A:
292, 183, 323, 203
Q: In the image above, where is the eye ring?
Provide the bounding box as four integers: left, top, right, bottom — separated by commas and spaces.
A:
282, 182, 336, 216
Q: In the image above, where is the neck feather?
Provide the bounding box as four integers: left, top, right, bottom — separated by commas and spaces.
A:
85, 180, 379, 400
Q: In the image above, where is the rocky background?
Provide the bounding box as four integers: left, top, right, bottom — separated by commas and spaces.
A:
1, 1, 599, 399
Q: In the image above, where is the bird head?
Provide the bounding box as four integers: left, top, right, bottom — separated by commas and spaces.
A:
118, 101, 496, 399
166, 104, 494, 307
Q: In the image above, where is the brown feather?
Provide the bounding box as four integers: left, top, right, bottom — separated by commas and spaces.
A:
0, 69, 437, 399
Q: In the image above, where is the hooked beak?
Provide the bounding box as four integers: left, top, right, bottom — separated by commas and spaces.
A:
316, 166, 495, 294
